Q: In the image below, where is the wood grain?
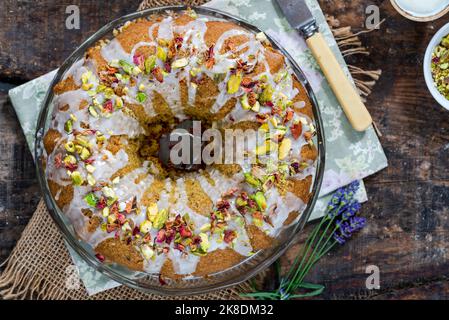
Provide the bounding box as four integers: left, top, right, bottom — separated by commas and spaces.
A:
0, 0, 448, 299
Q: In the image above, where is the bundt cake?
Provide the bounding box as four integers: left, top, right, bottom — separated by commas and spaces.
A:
43, 9, 318, 279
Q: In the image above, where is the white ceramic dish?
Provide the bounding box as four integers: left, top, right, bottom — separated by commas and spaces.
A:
424, 22, 449, 111
391, 0, 449, 22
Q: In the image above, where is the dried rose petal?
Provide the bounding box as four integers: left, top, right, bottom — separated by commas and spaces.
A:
80, 129, 97, 135
64, 162, 78, 172
284, 109, 294, 123
54, 153, 63, 168
152, 66, 164, 83
222, 187, 238, 198
117, 213, 126, 225
106, 223, 117, 233
124, 196, 136, 214
224, 230, 237, 244
159, 274, 167, 286
291, 123, 303, 140
176, 243, 186, 252
96, 197, 107, 210
174, 36, 183, 49
179, 225, 192, 238
103, 100, 114, 113
95, 253, 105, 262
156, 229, 166, 243
84, 158, 95, 164
217, 199, 230, 212
164, 62, 172, 73
291, 162, 300, 173
133, 53, 144, 67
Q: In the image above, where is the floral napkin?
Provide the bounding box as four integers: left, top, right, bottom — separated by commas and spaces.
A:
8, 0, 387, 295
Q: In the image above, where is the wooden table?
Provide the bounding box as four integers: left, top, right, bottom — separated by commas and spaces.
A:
1, 0, 448, 299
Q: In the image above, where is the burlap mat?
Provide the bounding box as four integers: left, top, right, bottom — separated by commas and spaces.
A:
0, 0, 382, 300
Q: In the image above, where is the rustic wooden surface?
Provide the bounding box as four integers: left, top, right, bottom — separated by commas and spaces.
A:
0, 0, 448, 299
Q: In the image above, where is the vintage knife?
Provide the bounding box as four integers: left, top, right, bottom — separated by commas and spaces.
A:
275, 0, 372, 131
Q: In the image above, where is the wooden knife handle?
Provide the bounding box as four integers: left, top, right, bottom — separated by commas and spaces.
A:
306, 32, 372, 132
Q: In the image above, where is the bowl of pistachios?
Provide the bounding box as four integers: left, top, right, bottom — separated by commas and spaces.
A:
424, 22, 449, 110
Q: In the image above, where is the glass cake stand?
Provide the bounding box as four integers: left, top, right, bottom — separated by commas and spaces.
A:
34, 5, 326, 295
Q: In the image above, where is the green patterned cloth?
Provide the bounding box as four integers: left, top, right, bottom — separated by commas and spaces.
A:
8, 0, 387, 295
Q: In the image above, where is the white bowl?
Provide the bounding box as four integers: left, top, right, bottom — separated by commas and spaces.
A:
391, 0, 449, 22
424, 22, 449, 111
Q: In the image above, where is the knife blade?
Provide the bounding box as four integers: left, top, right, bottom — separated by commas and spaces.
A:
274, 0, 373, 132
275, 0, 318, 37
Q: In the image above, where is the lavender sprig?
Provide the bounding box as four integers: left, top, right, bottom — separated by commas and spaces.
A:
241, 181, 365, 300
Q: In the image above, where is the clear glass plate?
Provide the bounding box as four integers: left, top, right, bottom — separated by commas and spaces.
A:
34, 5, 325, 295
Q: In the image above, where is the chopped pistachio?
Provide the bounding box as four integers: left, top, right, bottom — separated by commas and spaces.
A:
141, 245, 154, 260
251, 192, 267, 211
138, 83, 145, 91
63, 155, 77, 165
84, 193, 98, 207
119, 59, 134, 74
235, 197, 248, 207
190, 67, 201, 77
64, 141, 75, 153
102, 186, 116, 199
81, 83, 93, 91
199, 233, 210, 252
140, 220, 152, 233
227, 73, 242, 94
96, 84, 106, 93
171, 57, 189, 69
240, 94, 251, 110
274, 70, 288, 83
107, 214, 116, 224
121, 222, 132, 232
85, 164, 95, 173
115, 97, 123, 108
132, 66, 142, 75
147, 203, 158, 222
156, 47, 167, 62
251, 101, 260, 112
109, 59, 120, 68
259, 123, 269, 132
136, 92, 147, 103
244, 172, 261, 188
71, 171, 84, 186
278, 138, 292, 160
144, 55, 157, 73
64, 119, 73, 134
87, 174, 95, 186
96, 132, 106, 143
112, 176, 120, 185
259, 84, 273, 103
104, 87, 115, 99
200, 223, 211, 232
81, 71, 91, 84
255, 140, 277, 155
102, 207, 110, 217
79, 147, 91, 160
153, 209, 168, 229
88, 106, 99, 118
75, 136, 90, 148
